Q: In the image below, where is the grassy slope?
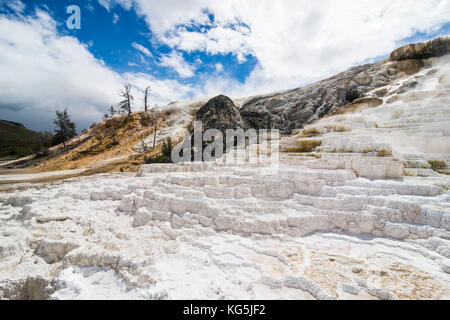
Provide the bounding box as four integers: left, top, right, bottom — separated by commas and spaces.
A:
34, 110, 173, 173
0, 120, 40, 158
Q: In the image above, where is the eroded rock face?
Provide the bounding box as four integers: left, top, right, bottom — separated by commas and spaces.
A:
240, 62, 392, 133
390, 37, 450, 61
240, 36, 449, 133
393, 59, 425, 75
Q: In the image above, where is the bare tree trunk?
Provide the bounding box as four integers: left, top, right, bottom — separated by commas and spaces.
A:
144, 86, 150, 112
60, 119, 67, 148
153, 124, 157, 150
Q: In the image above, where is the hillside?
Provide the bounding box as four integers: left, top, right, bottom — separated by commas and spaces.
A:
0, 120, 40, 158
1, 37, 449, 177
3, 100, 205, 174
240, 36, 450, 132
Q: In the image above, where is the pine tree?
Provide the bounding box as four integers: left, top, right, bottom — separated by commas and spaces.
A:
109, 106, 116, 117
53, 109, 77, 148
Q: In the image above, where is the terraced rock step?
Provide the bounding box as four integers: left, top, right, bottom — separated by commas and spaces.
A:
1, 160, 449, 299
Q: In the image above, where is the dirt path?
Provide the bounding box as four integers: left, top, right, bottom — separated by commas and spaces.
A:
0, 168, 86, 189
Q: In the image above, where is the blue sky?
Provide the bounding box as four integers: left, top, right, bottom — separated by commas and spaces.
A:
0, 0, 449, 132
8, 0, 258, 87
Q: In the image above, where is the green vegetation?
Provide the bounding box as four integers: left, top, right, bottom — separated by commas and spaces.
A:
145, 137, 173, 164
0, 120, 51, 158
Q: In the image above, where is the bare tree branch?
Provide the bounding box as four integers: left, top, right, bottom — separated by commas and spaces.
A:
118, 83, 134, 116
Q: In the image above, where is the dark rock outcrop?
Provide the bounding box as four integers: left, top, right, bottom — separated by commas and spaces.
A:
188, 95, 246, 160
194, 94, 245, 132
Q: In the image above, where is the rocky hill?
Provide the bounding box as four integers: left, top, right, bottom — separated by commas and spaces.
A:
240, 37, 450, 133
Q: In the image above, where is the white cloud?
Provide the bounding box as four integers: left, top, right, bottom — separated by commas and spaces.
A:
98, 0, 111, 11
110, 0, 450, 93
131, 42, 152, 57
98, 0, 133, 12
159, 51, 195, 78
161, 25, 252, 60
0, 10, 124, 131
0, 10, 196, 131
0, 0, 26, 13
123, 72, 194, 105
215, 63, 223, 73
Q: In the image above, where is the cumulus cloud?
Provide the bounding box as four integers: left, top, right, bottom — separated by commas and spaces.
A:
159, 51, 196, 78
0, 10, 124, 131
161, 24, 252, 59
107, 0, 450, 92
0, 9, 196, 131
0, 0, 26, 13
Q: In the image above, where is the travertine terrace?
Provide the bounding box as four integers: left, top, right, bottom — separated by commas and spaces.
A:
1, 43, 450, 300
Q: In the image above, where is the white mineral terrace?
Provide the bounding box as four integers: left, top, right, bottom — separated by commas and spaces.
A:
0, 56, 450, 300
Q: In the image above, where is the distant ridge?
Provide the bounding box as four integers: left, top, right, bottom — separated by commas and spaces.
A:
0, 120, 39, 158
0, 119, 25, 128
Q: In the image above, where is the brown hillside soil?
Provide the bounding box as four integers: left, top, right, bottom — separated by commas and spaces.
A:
33, 110, 175, 174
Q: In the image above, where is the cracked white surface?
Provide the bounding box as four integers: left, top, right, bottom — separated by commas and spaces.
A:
0, 162, 449, 300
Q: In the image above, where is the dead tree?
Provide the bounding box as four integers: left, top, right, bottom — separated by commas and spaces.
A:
153, 124, 157, 150
144, 86, 150, 111
139, 140, 150, 153
118, 83, 134, 116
